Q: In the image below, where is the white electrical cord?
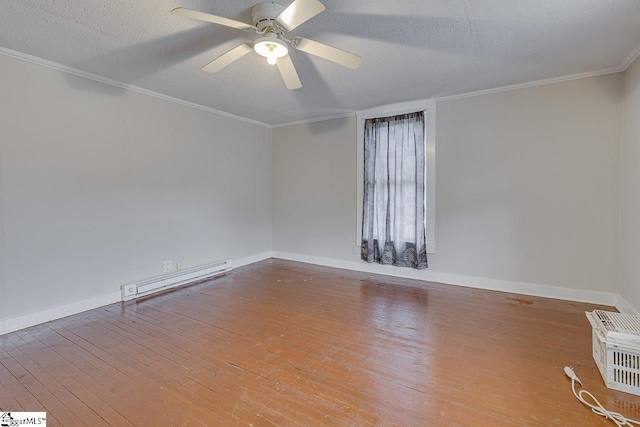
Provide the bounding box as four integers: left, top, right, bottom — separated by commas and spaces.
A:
564, 366, 640, 426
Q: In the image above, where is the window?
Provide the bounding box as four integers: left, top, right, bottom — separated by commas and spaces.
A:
356, 101, 436, 261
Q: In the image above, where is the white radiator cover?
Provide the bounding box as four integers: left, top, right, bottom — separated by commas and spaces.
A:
121, 259, 232, 301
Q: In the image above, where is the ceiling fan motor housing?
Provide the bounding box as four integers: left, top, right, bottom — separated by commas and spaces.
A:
171, 0, 361, 90
252, 2, 287, 32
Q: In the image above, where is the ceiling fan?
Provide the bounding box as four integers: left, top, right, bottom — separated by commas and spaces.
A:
171, 0, 362, 90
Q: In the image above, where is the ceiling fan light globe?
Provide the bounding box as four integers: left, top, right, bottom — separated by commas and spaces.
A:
267, 56, 278, 65
254, 35, 288, 59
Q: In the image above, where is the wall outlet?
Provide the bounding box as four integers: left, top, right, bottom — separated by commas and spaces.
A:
163, 260, 173, 273
177, 261, 183, 271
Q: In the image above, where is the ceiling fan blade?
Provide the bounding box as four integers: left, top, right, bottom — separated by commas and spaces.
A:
276, 0, 325, 32
171, 7, 256, 31
202, 44, 253, 74
293, 37, 362, 69
276, 55, 302, 90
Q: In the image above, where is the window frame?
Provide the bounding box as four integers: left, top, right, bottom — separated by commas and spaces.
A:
356, 100, 436, 254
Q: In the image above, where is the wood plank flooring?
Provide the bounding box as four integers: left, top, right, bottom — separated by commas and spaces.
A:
1, 258, 639, 426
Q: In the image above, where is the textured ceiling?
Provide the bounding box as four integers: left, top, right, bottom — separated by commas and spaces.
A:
2, 0, 640, 126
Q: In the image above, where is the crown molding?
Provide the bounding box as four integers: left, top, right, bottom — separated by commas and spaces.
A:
356, 99, 436, 119
3, 45, 636, 130
274, 66, 627, 128
271, 112, 356, 128
0, 46, 271, 129
621, 40, 640, 71
435, 67, 623, 104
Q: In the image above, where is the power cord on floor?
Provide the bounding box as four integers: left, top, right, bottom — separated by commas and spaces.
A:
564, 366, 640, 426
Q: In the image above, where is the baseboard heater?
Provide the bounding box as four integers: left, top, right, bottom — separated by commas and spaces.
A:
121, 259, 232, 301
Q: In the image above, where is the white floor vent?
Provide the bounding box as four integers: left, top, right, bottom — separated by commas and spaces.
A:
121, 259, 232, 301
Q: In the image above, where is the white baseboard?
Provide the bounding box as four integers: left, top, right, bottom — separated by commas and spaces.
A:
616, 294, 640, 315
234, 251, 273, 268
0, 252, 274, 336
272, 251, 622, 308
2, 251, 633, 336
0, 290, 122, 336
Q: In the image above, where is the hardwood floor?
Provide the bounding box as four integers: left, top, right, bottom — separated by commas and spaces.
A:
1, 258, 639, 426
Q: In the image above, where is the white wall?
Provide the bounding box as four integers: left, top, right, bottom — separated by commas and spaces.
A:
435, 75, 622, 292
620, 56, 640, 310
0, 54, 272, 322
273, 118, 357, 261
273, 74, 623, 297
0, 50, 632, 330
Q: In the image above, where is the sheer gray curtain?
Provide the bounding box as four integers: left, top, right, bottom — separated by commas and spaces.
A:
361, 111, 428, 269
